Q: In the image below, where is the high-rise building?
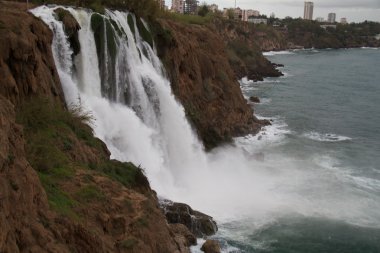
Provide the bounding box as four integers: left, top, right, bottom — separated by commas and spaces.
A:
171, 0, 184, 13
340, 17, 348, 24
328, 13, 336, 23
304, 2, 314, 20
184, 0, 198, 15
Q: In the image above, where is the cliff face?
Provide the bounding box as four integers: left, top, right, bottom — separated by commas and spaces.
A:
0, 2, 191, 252
0, 2, 64, 105
156, 19, 268, 149
209, 19, 283, 81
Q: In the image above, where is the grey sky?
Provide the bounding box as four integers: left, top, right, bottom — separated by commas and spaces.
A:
167, 0, 380, 22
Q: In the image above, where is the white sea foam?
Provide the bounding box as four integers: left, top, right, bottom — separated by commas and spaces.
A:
235, 116, 291, 151
263, 50, 295, 56
260, 98, 272, 104
302, 131, 352, 142
280, 71, 293, 78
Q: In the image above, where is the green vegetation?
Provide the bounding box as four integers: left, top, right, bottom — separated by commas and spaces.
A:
16, 97, 148, 218
136, 216, 149, 227
120, 238, 138, 249
90, 160, 148, 189
279, 18, 380, 48
75, 185, 105, 202
31, 0, 160, 20
39, 171, 78, 218
197, 4, 210, 17
162, 12, 215, 25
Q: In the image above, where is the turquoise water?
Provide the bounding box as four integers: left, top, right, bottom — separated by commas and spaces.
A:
218, 48, 380, 253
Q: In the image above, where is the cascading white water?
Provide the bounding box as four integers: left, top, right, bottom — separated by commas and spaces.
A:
31, 7, 380, 251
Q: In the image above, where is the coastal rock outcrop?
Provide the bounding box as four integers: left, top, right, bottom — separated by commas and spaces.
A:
201, 240, 221, 253
249, 96, 260, 103
161, 201, 218, 237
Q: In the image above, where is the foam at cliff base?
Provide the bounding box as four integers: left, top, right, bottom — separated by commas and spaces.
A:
263, 51, 295, 56
235, 115, 291, 151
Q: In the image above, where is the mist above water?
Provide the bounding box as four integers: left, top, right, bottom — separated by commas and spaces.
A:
32, 8, 380, 251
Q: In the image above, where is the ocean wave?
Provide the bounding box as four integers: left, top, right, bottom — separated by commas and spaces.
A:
235, 116, 291, 150
302, 131, 352, 142
260, 98, 272, 105
263, 51, 295, 56
361, 47, 380, 50
317, 156, 380, 192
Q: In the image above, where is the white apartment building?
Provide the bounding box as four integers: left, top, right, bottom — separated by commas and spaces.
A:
248, 17, 267, 25
328, 13, 336, 23
241, 9, 260, 21
304, 2, 314, 20
171, 0, 184, 14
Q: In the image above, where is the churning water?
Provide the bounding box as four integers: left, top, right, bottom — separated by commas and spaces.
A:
31, 6, 380, 252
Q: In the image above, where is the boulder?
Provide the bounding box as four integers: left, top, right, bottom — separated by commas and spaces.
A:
249, 96, 260, 103
161, 200, 218, 237
201, 240, 221, 253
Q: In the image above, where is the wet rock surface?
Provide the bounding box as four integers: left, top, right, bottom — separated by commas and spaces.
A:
161, 200, 218, 238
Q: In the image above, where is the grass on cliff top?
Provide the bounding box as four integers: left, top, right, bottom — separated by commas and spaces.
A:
16, 97, 148, 218
162, 12, 215, 25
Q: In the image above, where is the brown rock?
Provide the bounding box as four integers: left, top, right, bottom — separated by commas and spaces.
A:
249, 96, 260, 103
161, 201, 218, 237
170, 223, 197, 249
0, 1, 64, 106
201, 240, 221, 253
54, 8, 81, 56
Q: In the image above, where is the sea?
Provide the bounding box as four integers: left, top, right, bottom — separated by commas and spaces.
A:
195, 48, 380, 253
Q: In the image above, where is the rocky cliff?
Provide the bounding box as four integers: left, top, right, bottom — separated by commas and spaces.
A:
156, 19, 271, 149
0, 2, 193, 252
245, 20, 380, 51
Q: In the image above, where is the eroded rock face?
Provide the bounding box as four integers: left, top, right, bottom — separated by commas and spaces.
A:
157, 20, 268, 149
0, 1, 64, 105
161, 200, 218, 238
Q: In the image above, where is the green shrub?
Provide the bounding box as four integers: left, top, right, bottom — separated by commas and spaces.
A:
90, 160, 148, 189
39, 172, 78, 218
75, 185, 105, 202
120, 238, 138, 249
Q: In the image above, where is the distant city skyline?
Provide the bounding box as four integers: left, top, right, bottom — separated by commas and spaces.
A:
167, 0, 380, 22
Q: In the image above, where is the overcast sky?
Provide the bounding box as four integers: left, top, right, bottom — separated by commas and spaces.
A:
167, 0, 380, 22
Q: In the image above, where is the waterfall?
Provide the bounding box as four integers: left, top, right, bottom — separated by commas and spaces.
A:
31, 6, 380, 237
31, 6, 208, 197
